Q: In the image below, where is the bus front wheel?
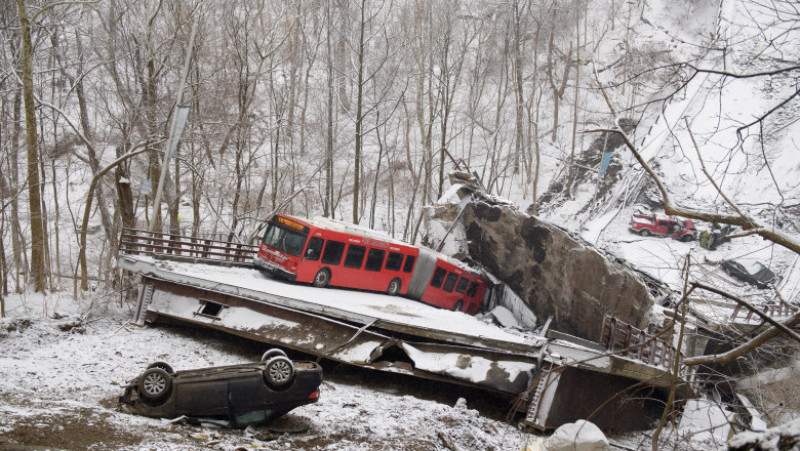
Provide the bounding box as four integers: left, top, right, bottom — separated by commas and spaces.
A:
452, 300, 463, 312
313, 268, 331, 288
387, 278, 401, 296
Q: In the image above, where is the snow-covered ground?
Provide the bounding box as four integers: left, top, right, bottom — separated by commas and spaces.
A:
1, 292, 537, 450
1, 288, 749, 451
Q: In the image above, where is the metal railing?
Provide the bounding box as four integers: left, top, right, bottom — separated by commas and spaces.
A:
599, 316, 677, 370
119, 228, 258, 266
730, 302, 798, 322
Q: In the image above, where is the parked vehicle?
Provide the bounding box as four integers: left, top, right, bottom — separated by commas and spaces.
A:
721, 259, 778, 289
119, 349, 322, 427
629, 212, 697, 241
253, 214, 488, 314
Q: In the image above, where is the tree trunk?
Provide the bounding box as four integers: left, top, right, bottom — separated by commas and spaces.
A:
0, 231, 6, 316
324, 2, 335, 218
16, 0, 46, 293
512, 0, 525, 176
9, 77, 23, 291
566, 7, 581, 198
370, 113, 383, 229
116, 126, 136, 231
547, 7, 573, 143
353, 0, 366, 224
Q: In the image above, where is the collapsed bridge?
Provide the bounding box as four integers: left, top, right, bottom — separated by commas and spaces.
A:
118, 227, 693, 431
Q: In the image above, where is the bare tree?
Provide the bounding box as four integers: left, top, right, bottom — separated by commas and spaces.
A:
14, 0, 46, 292
546, 6, 573, 144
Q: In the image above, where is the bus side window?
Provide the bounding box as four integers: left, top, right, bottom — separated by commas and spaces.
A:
344, 245, 367, 269
442, 273, 459, 292
430, 267, 446, 288
455, 277, 469, 294
321, 240, 345, 265
305, 237, 324, 261
365, 249, 386, 271
466, 281, 479, 297
385, 252, 404, 271
403, 255, 416, 273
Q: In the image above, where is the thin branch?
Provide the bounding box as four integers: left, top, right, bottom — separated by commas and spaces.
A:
30, 0, 101, 23
683, 310, 800, 366
693, 282, 800, 343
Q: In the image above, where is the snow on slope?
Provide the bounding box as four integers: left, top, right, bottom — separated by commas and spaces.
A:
562, 0, 800, 305
0, 293, 532, 450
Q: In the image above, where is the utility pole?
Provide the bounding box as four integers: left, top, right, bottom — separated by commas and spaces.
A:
149, 19, 198, 232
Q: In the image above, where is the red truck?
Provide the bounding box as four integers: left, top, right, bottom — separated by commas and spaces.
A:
629, 211, 697, 241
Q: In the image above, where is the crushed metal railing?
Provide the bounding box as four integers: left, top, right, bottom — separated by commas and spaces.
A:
599, 315, 676, 370
120, 228, 258, 266
730, 302, 798, 322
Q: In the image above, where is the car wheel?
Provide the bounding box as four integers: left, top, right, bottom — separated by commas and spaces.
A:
639, 229, 650, 237
682, 234, 693, 242
264, 356, 295, 388
138, 368, 172, 403
313, 268, 330, 288
146, 361, 174, 375
260, 348, 287, 362
387, 278, 401, 296
452, 300, 463, 312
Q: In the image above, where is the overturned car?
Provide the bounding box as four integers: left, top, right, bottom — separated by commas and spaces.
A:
119, 349, 323, 427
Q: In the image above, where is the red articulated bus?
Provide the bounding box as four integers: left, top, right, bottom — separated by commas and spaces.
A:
253, 214, 488, 314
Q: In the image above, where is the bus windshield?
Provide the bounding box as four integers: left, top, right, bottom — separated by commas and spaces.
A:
262, 223, 308, 257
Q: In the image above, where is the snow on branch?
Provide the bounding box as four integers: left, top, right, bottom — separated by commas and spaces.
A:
592, 76, 800, 256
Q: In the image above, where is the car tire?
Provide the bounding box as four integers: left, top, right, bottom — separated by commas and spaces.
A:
264, 356, 295, 389
146, 361, 174, 375
452, 300, 463, 312
261, 348, 288, 362
682, 234, 694, 242
138, 368, 172, 404
639, 229, 650, 237
387, 278, 401, 296
313, 268, 331, 288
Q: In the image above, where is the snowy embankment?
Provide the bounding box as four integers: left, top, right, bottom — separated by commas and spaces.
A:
0, 292, 534, 450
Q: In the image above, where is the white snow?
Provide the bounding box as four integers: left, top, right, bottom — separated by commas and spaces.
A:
678, 399, 734, 446
543, 420, 610, 451
0, 292, 535, 450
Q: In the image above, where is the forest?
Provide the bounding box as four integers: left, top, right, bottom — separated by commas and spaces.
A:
2, 0, 745, 298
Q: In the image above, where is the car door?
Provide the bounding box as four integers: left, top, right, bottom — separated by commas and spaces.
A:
656, 220, 671, 236
174, 375, 229, 417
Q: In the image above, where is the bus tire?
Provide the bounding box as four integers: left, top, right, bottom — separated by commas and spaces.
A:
313, 268, 331, 288
452, 300, 463, 312
387, 278, 401, 296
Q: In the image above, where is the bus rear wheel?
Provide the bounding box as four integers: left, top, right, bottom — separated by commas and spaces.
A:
313, 268, 331, 288
387, 278, 401, 296
452, 300, 463, 312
